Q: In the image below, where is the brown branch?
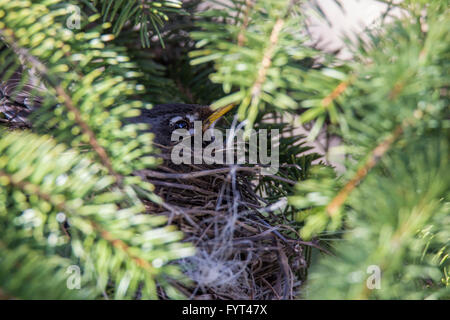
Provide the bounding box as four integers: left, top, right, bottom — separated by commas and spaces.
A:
251, 18, 285, 99
276, 238, 292, 299
0, 28, 121, 184
138, 167, 297, 185
0, 171, 65, 209
237, 0, 254, 46
0, 170, 154, 275
53, 86, 120, 184
137, 167, 258, 179
248, 0, 297, 100
94, 222, 155, 273
388, 80, 405, 100
321, 76, 355, 108
326, 125, 404, 216
147, 180, 217, 195
325, 57, 425, 217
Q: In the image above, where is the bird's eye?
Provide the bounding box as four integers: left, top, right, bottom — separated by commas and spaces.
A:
174, 120, 189, 130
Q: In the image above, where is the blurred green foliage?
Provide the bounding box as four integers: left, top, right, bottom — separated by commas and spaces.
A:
0, 0, 448, 300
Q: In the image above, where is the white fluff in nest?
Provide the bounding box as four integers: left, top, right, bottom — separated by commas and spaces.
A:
184, 250, 250, 289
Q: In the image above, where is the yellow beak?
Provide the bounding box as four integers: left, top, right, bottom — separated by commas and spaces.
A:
203, 104, 235, 131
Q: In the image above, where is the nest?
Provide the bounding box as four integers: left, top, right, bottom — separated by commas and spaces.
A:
137, 144, 309, 300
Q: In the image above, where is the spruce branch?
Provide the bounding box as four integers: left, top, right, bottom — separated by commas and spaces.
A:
0, 170, 157, 277
237, 0, 254, 46
0, 0, 158, 185
191, 0, 314, 130
326, 123, 403, 217
0, 131, 192, 299
321, 76, 354, 109
97, 0, 183, 47
250, 18, 284, 100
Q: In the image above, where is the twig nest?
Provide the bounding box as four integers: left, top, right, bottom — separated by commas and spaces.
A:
138, 150, 307, 299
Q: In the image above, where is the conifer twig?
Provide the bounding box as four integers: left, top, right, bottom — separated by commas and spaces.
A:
0, 170, 155, 275
322, 76, 355, 108
0, 28, 121, 184
237, 0, 254, 46
326, 125, 404, 216
251, 18, 284, 99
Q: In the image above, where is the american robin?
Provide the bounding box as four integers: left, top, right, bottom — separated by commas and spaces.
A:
0, 72, 233, 143
126, 103, 234, 146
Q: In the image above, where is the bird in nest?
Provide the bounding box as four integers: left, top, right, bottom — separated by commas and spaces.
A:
0, 68, 233, 147
0, 69, 304, 300
126, 103, 234, 147
0, 67, 249, 210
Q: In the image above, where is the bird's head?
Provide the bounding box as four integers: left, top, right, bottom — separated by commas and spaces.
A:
127, 103, 234, 146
